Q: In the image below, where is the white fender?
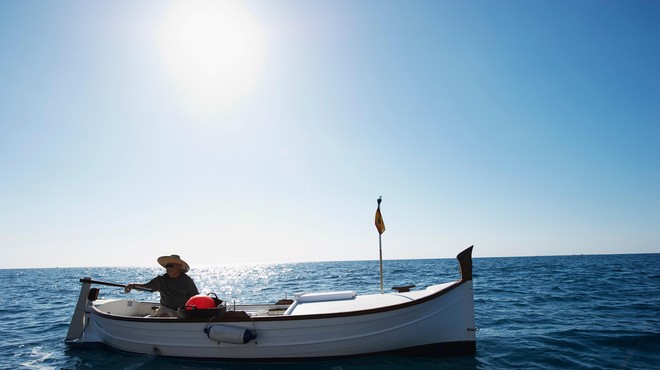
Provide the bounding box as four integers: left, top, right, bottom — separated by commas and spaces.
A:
205, 325, 256, 344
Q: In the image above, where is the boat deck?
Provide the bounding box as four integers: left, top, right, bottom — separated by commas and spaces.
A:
284, 282, 455, 315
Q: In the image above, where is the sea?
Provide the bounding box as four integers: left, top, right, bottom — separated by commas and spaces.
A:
1, 253, 658, 370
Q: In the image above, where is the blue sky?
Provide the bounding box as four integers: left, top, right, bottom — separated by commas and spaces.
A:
1, 0, 658, 268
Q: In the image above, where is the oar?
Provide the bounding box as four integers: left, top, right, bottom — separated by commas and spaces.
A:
79, 277, 154, 292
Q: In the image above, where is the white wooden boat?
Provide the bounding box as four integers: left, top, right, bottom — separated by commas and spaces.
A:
65, 246, 476, 359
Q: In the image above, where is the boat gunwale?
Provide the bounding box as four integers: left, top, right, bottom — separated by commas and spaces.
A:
91, 278, 469, 323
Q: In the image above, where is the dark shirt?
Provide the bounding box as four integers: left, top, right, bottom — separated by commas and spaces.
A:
144, 273, 199, 310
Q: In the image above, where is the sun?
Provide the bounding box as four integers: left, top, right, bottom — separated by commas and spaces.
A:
156, 0, 266, 116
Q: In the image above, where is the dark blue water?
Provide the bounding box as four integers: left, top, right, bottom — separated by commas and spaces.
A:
1, 254, 658, 369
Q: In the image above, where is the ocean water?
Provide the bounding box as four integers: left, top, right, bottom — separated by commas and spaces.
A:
1, 253, 658, 369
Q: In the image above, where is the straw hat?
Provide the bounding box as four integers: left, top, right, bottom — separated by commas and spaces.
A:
157, 254, 190, 272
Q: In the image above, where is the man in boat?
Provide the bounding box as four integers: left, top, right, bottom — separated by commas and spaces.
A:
124, 254, 200, 317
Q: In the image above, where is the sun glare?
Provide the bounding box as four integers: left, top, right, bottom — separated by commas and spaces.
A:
157, 0, 266, 116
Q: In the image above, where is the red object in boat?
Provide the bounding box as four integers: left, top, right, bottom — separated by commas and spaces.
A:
185, 294, 216, 310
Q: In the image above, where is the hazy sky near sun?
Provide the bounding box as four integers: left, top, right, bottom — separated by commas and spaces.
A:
1, 0, 658, 269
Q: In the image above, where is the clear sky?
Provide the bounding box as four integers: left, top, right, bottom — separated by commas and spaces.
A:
1, 0, 658, 269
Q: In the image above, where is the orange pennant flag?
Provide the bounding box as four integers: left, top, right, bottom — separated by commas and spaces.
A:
375, 206, 386, 234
